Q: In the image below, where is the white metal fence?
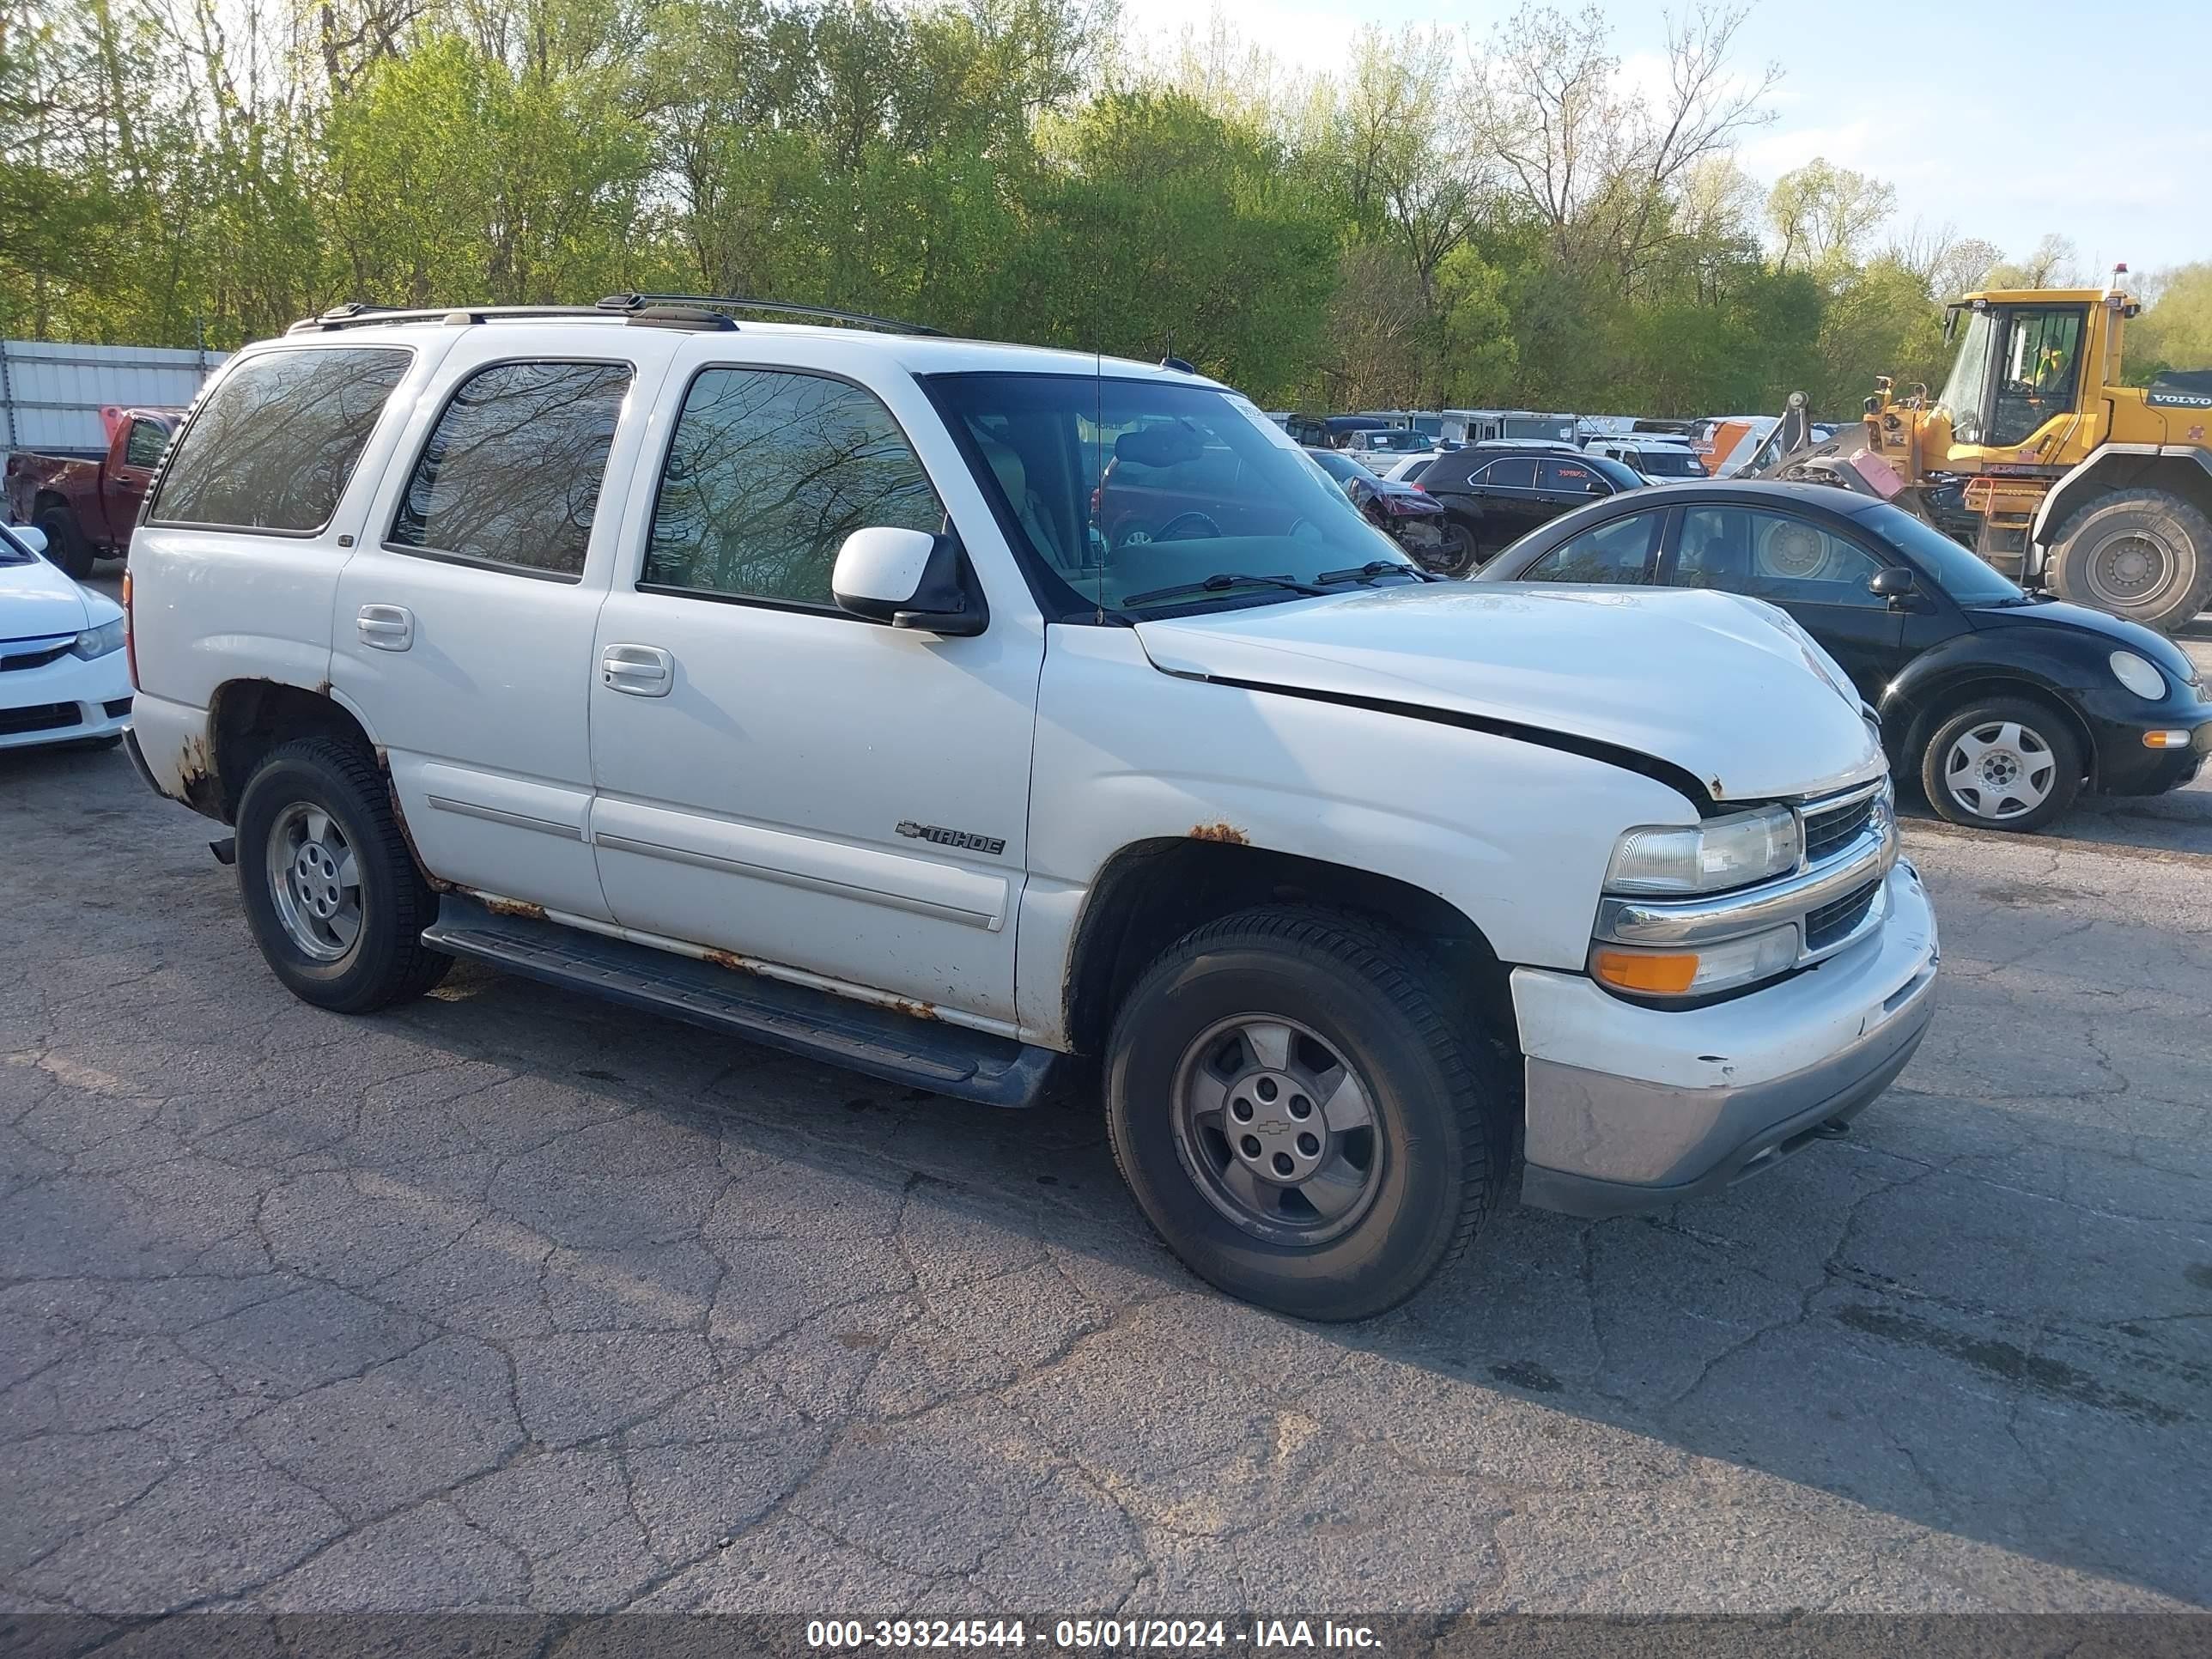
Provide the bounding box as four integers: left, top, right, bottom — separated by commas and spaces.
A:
0, 339, 228, 459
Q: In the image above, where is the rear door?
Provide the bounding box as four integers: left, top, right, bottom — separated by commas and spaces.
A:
329, 332, 678, 919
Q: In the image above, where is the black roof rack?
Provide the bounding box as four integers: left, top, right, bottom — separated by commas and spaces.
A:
287, 294, 944, 337
598, 294, 945, 336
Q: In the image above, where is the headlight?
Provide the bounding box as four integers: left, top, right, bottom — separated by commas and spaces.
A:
71, 617, 126, 659
2109, 649, 2166, 701
1604, 805, 1802, 896
1592, 925, 1800, 998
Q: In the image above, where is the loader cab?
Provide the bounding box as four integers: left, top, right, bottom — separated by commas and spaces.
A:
1933, 293, 2100, 459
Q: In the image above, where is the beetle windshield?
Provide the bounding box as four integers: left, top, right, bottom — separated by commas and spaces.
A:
1853, 502, 2026, 605
927, 372, 1411, 615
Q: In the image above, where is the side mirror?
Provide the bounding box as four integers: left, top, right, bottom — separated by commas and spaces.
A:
11, 524, 49, 556
831, 526, 986, 636
1869, 567, 1915, 601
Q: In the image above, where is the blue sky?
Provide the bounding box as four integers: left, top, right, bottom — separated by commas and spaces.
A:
1120, 0, 2212, 276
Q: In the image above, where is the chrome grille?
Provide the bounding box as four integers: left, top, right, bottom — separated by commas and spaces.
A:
1805, 878, 1880, 952
1802, 793, 1874, 865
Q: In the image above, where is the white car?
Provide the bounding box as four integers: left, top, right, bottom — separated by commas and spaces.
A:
0, 522, 132, 750
123, 299, 1937, 1321
1584, 437, 1711, 483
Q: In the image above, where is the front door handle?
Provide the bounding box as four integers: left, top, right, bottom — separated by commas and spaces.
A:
357, 604, 414, 651
601, 643, 673, 697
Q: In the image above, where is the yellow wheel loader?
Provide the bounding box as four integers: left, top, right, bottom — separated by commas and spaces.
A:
1752, 270, 2212, 634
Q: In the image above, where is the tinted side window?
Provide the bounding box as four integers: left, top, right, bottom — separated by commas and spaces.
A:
1477, 457, 1537, 489
389, 361, 631, 577
151, 348, 409, 533
1523, 514, 1661, 584
1671, 507, 1884, 607
645, 369, 944, 607
125, 420, 169, 469
1540, 458, 1607, 495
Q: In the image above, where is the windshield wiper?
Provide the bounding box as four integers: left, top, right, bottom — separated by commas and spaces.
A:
1316, 559, 1434, 586
1121, 572, 1329, 607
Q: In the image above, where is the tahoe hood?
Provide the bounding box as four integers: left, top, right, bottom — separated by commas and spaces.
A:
1134, 582, 1884, 805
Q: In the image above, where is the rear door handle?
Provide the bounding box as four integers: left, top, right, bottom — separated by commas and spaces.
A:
601, 643, 673, 697
357, 604, 414, 651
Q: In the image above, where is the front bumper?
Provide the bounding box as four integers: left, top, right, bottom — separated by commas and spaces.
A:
2078, 687, 2212, 797
1515, 859, 1938, 1219
0, 644, 132, 750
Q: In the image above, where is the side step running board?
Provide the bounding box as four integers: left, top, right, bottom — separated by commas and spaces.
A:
422, 895, 1056, 1108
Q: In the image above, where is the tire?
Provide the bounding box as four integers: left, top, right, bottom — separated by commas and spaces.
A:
235, 738, 452, 1012
36, 507, 95, 580
1918, 696, 2084, 833
2046, 489, 2212, 635
1103, 907, 1504, 1322
1425, 522, 1479, 579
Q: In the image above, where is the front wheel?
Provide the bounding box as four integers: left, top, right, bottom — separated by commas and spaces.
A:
2046, 489, 2212, 634
1423, 521, 1478, 578
1918, 697, 2083, 833
235, 738, 452, 1012
1103, 908, 1504, 1321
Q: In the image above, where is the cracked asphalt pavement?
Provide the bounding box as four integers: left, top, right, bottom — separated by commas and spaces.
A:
4, 656, 2211, 1617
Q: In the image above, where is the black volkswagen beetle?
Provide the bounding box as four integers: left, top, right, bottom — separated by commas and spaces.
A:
1476, 481, 2212, 831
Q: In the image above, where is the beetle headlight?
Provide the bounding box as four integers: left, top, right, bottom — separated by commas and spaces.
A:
1604, 805, 1802, 896
70, 617, 126, 659
2109, 650, 2166, 701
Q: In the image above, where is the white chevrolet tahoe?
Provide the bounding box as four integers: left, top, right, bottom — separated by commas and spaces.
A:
123, 298, 1938, 1320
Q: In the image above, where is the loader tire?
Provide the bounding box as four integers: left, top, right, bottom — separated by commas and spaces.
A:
2046, 489, 2212, 635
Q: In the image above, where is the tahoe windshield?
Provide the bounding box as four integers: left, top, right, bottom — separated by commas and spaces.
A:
927, 373, 1412, 615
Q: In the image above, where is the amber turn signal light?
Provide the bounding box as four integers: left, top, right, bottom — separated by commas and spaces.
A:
1591, 949, 1701, 996
2142, 730, 2192, 749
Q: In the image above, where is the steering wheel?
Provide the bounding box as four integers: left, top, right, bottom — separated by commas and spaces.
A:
1156, 511, 1223, 542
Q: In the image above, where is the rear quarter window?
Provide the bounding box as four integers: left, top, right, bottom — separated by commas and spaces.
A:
150, 347, 410, 534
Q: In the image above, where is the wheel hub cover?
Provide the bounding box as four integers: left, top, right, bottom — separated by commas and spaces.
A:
293, 842, 344, 919
1224, 1068, 1328, 1182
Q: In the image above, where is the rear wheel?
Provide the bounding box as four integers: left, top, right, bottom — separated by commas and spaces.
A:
36, 507, 94, 580
1103, 908, 1504, 1322
2047, 489, 2212, 635
235, 738, 451, 1012
1918, 696, 2083, 833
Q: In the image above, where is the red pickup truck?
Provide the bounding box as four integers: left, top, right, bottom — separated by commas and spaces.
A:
4, 407, 181, 577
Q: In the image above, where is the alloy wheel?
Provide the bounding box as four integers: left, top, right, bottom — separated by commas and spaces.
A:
1942, 720, 2057, 822
264, 801, 363, 962
1170, 1014, 1384, 1246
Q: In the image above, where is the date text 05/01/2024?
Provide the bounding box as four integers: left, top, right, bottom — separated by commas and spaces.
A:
805, 1620, 1385, 1650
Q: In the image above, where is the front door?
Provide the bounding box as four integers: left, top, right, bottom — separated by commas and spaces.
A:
330, 339, 670, 920
102, 417, 170, 543
1661, 503, 1905, 700
586, 355, 1042, 1026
